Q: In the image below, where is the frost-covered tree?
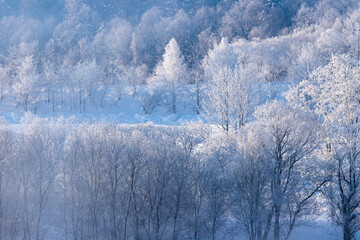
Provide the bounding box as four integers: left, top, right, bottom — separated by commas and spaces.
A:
249, 100, 322, 240
203, 65, 254, 132
287, 54, 360, 240
204, 38, 238, 75
61, 126, 86, 240
219, 0, 293, 40
130, 7, 168, 68
12, 55, 43, 112
152, 38, 188, 113
231, 132, 269, 240
50, 0, 99, 66
71, 59, 103, 112
288, 42, 325, 84
77, 124, 107, 239
123, 64, 148, 95
0, 124, 13, 240
14, 116, 64, 240
94, 17, 133, 67
0, 65, 11, 100
199, 133, 236, 240
202, 38, 260, 131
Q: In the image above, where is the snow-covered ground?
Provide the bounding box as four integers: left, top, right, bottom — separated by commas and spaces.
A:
0, 82, 290, 125
290, 217, 342, 240
0, 88, 203, 125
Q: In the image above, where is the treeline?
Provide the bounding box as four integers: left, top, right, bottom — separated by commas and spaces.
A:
0, 0, 358, 115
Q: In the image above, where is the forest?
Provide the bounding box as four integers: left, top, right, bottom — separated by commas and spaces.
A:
0, 0, 360, 239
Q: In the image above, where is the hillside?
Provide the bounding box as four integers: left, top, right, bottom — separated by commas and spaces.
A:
0, 0, 360, 240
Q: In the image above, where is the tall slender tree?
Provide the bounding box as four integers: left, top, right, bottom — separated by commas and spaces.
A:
152, 38, 188, 113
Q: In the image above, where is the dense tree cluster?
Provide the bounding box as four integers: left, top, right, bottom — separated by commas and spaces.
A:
0, 112, 325, 240
0, 0, 358, 114
1, 0, 360, 239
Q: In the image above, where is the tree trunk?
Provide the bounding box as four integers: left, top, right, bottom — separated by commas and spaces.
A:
262, 207, 273, 240
0, 170, 3, 240
274, 204, 280, 240
196, 83, 200, 114
343, 222, 351, 240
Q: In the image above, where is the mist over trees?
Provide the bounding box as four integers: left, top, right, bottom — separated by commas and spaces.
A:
1, 0, 360, 239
